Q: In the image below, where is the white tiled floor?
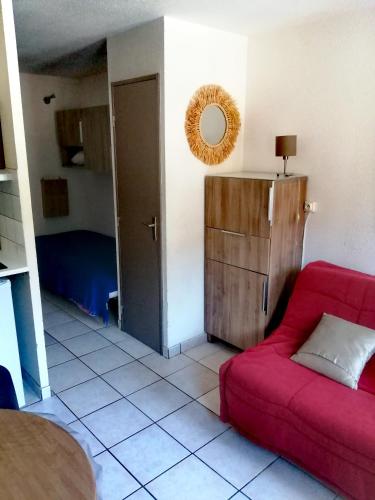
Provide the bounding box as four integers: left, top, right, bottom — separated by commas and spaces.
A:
22, 292, 337, 500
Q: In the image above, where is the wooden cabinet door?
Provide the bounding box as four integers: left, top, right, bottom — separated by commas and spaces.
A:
205, 259, 267, 349
205, 176, 272, 238
81, 106, 111, 173
55, 109, 82, 147
0, 120, 5, 169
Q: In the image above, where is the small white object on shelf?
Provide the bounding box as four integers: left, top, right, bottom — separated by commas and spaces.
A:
0, 168, 17, 182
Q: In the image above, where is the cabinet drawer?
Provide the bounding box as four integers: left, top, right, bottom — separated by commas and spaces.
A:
205, 227, 269, 275
205, 259, 267, 349
205, 176, 272, 238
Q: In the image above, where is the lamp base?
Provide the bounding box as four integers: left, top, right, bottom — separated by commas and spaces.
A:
275, 156, 293, 178
276, 172, 293, 178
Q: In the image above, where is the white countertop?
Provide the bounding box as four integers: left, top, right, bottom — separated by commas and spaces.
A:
0, 249, 28, 278
208, 171, 306, 181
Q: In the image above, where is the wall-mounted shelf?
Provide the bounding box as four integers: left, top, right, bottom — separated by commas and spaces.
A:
0, 169, 17, 182
0, 250, 28, 278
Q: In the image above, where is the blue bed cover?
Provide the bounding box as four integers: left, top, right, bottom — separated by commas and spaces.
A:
36, 230, 117, 323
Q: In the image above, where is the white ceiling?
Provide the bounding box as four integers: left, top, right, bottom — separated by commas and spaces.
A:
13, 0, 375, 76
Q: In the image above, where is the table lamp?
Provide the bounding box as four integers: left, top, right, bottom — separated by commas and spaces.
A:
275, 135, 297, 177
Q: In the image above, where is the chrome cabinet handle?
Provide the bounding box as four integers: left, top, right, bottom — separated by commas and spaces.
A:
79, 120, 83, 144
142, 216, 158, 241
268, 185, 274, 224
220, 229, 245, 237
262, 277, 268, 314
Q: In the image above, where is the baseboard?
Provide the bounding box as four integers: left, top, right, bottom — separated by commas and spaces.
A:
22, 368, 51, 401
163, 333, 207, 359
181, 333, 207, 352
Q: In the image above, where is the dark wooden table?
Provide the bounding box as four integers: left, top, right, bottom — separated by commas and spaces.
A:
0, 409, 96, 499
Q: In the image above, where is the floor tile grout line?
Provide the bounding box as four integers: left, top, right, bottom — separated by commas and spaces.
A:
43, 304, 110, 333
47, 320, 155, 360
45, 324, 222, 435
238, 455, 280, 493
47, 360, 246, 495
49, 347, 226, 473
45, 298, 226, 380
47, 326, 221, 422
192, 452, 243, 493
47, 336, 140, 370
45, 300, 227, 379
67, 418, 107, 456
47, 324, 155, 386
48, 345, 218, 412
51, 371, 98, 395
136, 355, 197, 378
46, 326, 110, 346
43, 300, 329, 499
122, 485, 158, 500
137, 453, 194, 489
44, 318, 79, 331
42, 291, 118, 328
84, 378, 234, 488
58, 329, 219, 404
42, 296, 249, 492
122, 486, 158, 500
50, 344, 137, 372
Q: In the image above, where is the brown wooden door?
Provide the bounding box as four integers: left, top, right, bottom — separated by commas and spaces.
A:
81, 106, 111, 173
205, 259, 267, 349
112, 75, 161, 353
205, 177, 272, 238
55, 109, 82, 147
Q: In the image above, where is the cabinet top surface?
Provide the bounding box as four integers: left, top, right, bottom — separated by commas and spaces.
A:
207, 171, 307, 181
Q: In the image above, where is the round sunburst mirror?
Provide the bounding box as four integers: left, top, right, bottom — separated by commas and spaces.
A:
185, 84, 241, 165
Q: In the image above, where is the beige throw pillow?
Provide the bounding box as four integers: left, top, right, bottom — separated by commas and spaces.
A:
291, 313, 375, 389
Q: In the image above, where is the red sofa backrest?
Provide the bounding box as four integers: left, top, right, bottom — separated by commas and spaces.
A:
282, 261, 375, 336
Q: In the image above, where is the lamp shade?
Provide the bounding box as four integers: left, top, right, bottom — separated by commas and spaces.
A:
275, 135, 297, 157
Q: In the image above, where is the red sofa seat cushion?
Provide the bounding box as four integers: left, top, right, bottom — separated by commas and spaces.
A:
220, 261, 375, 500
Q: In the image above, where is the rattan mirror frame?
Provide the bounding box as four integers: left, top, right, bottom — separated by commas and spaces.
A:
185, 84, 241, 166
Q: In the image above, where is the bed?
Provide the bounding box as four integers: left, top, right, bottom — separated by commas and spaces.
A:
36, 230, 117, 323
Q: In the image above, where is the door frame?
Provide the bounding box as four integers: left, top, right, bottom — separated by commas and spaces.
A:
111, 73, 164, 353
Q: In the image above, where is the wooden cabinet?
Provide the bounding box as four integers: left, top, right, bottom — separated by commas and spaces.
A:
56, 109, 82, 148
0, 120, 6, 169
81, 106, 111, 173
55, 105, 111, 173
205, 173, 307, 350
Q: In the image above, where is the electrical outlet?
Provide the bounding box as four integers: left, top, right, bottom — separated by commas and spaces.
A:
304, 201, 317, 213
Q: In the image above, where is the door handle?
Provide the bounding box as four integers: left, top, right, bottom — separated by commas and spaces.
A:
262, 277, 268, 314
142, 216, 158, 241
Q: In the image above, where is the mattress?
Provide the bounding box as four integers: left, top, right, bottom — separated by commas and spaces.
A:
36, 230, 117, 323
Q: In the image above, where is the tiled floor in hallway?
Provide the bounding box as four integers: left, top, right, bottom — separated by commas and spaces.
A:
24, 291, 338, 500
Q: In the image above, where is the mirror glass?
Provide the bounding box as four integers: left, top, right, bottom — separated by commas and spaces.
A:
200, 105, 227, 146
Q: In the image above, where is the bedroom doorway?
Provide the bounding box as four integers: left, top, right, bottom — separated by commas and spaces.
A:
112, 74, 162, 353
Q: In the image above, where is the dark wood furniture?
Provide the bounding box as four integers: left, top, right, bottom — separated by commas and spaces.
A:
0, 410, 96, 500
205, 172, 307, 350
55, 105, 111, 173
0, 120, 5, 169
41, 178, 69, 217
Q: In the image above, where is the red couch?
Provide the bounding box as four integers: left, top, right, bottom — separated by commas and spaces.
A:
220, 261, 375, 500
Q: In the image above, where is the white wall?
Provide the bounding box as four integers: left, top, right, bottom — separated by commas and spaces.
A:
164, 18, 247, 347
244, 10, 375, 274
107, 17, 166, 335
0, 0, 49, 396
20, 72, 116, 237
